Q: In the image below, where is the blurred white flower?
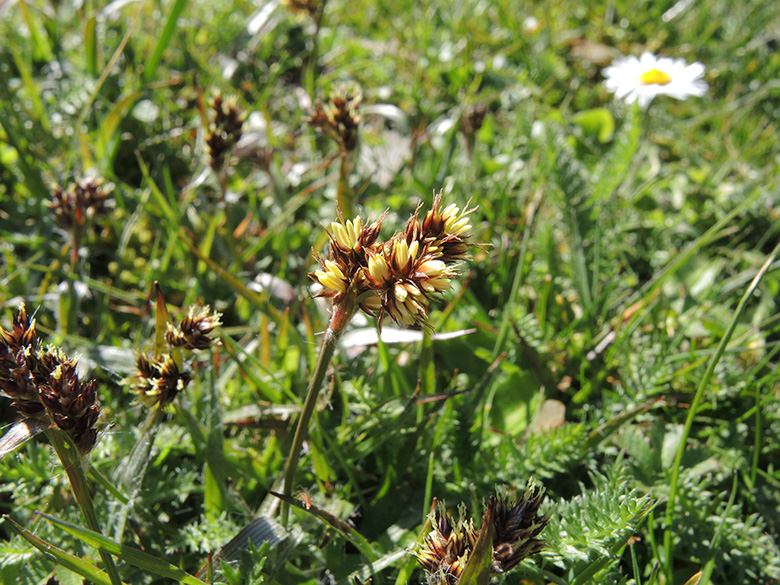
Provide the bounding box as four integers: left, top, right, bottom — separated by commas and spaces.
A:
603, 52, 707, 109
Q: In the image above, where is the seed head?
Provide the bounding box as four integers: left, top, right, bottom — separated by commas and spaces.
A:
38, 356, 101, 455
50, 177, 112, 231
132, 353, 191, 408
308, 85, 362, 153
165, 305, 222, 350
416, 483, 548, 585
206, 93, 246, 172
490, 481, 549, 573
1, 305, 102, 455
417, 503, 479, 585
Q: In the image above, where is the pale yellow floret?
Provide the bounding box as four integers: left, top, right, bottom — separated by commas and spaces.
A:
330, 217, 363, 250
331, 222, 348, 246
442, 204, 471, 235
405, 282, 423, 297
419, 259, 446, 277
394, 282, 408, 302
315, 260, 347, 292
346, 217, 362, 245
448, 217, 471, 235
394, 239, 410, 268
408, 240, 419, 262
368, 253, 391, 282
421, 276, 451, 293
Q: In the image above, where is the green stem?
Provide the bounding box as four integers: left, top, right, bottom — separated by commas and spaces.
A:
336, 149, 355, 218
661, 240, 780, 582
281, 286, 357, 526
46, 429, 124, 585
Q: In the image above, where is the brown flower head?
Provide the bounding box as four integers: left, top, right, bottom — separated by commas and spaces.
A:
416, 503, 479, 585
206, 93, 246, 172
308, 85, 362, 153
50, 177, 112, 231
310, 192, 475, 330
283, 0, 324, 19
490, 481, 549, 573
132, 353, 191, 408
1, 305, 102, 454
416, 483, 548, 585
165, 305, 222, 350
37, 350, 101, 455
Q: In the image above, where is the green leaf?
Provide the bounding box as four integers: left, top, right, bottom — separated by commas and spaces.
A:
458, 497, 495, 585
572, 108, 615, 143
36, 512, 208, 585
143, 0, 190, 82
2, 516, 115, 585
269, 492, 376, 562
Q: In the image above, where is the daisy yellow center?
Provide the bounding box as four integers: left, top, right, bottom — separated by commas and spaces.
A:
639, 68, 672, 86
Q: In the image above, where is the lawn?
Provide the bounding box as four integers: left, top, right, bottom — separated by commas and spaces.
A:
1, 0, 780, 584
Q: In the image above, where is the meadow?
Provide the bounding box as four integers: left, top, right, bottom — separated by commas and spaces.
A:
1, 0, 780, 584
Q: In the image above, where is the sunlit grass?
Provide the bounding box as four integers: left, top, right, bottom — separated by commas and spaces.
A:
1, 0, 780, 584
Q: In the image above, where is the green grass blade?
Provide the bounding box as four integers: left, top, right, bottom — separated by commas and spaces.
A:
2, 516, 116, 585
662, 239, 780, 581
36, 512, 208, 585
143, 0, 190, 82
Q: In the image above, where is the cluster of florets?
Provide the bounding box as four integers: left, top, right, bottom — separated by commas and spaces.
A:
206, 93, 245, 172
416, 482, 548, 585
49, 177, 112, 231
0, 305, 100, 455
132, 304, 221, 408
307, 85, 362, 153
310, 193, 474, 330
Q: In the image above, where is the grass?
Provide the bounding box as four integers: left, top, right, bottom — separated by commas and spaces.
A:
1, 0, 780, 584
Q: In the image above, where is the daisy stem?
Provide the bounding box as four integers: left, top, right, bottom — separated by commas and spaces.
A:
281, 282, 358, 526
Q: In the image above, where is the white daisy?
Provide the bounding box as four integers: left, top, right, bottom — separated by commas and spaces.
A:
603, 51, 708, 109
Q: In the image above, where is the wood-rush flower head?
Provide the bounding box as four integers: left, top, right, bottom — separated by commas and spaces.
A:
165, 304, 222, 350
1, 305, 102, 455
417, 503, 479, 585
132, 353, 191, 408
308, 85, 362, 152
38, 354, 100, 456
416, 483, 548, 585
491, 481, 549, 573
206, 93, 246, 172
310, 193, 476, 330
50, 177, 112, 231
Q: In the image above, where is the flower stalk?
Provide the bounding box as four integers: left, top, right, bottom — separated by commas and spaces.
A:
281, 193, 476, 525
281, 279, 359, 525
